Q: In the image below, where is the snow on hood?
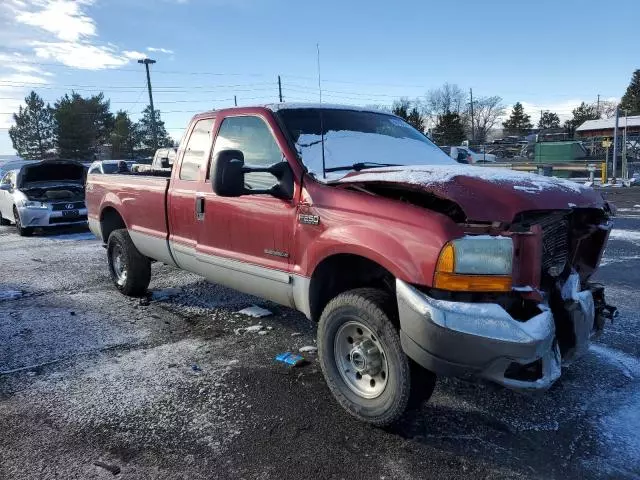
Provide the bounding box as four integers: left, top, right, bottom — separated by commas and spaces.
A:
295, 131, 453, 179
337, 165, 605, 222
338, 164, 587, 194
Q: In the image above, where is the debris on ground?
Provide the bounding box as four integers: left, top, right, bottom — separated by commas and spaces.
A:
245, 324, 264, 333
275, 352, 306, 367
290, 332, 302, 337
258, 330, 268, 336
0, 290, 23, 301
94, 461, 121, 475
237, 305, 273, 318
139, 297, 150, 306
299, 346, 318, 354
191, 364, 202, 372
266, 326, 273, 331
234, 324, 265, 335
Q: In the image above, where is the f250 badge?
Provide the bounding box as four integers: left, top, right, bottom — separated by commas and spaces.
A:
298, 214, 320, 225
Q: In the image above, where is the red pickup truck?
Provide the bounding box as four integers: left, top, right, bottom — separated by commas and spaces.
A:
87, 104, 615, 426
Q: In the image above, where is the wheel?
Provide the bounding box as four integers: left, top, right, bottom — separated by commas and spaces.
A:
317, 288, 435, 427
107, 229, 151, 297
13, 207, 33, 236
0, 209, 11, 226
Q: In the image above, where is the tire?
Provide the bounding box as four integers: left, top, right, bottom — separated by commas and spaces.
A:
13, 207, 33, 237
317, 288, 435, 427
107, 229, 151, 297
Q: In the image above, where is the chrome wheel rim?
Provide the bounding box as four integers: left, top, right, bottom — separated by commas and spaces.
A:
111, 245, 127, 286
334, 320, 389, 399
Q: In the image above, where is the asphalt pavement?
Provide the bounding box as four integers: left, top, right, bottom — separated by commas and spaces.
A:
1, 204, 639, 480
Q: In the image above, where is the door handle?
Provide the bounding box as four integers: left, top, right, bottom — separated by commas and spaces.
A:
195, 196, 205, 221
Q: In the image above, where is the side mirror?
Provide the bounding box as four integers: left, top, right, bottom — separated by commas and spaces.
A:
0, 183, 12, 192
160, 158, 170, 169
211, 149, 293, 200
211, 150, 246, 197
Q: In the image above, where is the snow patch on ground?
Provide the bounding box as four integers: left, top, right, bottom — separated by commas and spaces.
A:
609, 229, 640, 245
0, 290, 23, 301
590, 344, 640, 379
236, 305, 272, 318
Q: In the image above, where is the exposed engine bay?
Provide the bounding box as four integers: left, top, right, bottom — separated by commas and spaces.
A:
23, 184, 85, 203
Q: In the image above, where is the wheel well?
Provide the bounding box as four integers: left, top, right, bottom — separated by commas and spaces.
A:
100, 207, 126, 243
309, 254, 396, 322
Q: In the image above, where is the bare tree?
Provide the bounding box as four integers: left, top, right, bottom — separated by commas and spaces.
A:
598, 100, 618, 119
473, 96, 505, 143
425, 83, 467, 120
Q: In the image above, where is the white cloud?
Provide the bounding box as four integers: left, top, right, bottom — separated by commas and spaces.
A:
0, 73, 51, 130
147, 47, 174, 55
30, 41, 131, 70
123, 50, 147, 60
15, 0, 97, 42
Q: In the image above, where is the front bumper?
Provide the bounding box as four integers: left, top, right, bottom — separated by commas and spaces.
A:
396, 279, 571, 391
17, 206, 88, 228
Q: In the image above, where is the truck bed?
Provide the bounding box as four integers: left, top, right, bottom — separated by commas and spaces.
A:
86, 173, 175, 265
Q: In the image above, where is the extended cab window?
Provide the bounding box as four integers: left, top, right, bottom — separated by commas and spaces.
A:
212, 115, 283, 190
180, 118, 214, 181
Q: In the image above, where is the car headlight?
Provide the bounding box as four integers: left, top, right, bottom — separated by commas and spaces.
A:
434, 236, 513, 292
21, 200, 49, 209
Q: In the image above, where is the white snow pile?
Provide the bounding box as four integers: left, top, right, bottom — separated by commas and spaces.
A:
590, 344, 640, 379
0, 289, 23, 301
338, 164, 587, 194
299, 345, 318, 354
233, 324, 269, 335
295, 130, 453, 180
236, 305, 272, 318
608, 229, 640, 246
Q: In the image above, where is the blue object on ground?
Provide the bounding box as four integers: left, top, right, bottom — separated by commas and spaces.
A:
275, 352, 306, 367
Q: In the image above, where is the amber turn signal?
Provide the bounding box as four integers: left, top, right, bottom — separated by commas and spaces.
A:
433, 272, 512, 292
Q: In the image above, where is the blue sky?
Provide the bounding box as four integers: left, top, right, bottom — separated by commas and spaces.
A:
0, 0, 637, 155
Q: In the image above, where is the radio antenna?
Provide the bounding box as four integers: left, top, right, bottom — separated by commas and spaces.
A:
317, 43, 326, 179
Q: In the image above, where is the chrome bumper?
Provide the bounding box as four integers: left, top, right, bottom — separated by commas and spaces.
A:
396, 279, 566, 391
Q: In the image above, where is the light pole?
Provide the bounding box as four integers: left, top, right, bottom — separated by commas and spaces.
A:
138, 58, 157, 151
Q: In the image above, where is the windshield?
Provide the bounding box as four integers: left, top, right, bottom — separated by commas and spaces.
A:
102, 163, 120, 174
277, 108, 454, 178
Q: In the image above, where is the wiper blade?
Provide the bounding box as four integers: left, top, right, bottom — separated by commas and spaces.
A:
324, 162, 402, 173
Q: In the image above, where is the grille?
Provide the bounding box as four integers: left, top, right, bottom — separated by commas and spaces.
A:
51, 201, 85, 211
49, 215, 88, 225
540, 217, 569, 277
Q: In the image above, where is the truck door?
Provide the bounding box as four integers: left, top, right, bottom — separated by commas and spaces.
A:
167, 117, 215, 272
195, 113, 297, 307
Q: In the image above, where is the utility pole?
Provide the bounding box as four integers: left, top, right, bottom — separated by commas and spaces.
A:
623, 110, 629, 180
612, 106, 619, 183
596, 94, 600, 116
138, 58, 157, 150
469, 88, 475, 143
278, 75, 283, 103
234, 95, 237, 106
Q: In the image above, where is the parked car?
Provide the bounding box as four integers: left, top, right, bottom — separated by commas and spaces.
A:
131, 148, 177, 173
0, 160, 88, 236
88, 160, 135, 174
87, 104, 615, 427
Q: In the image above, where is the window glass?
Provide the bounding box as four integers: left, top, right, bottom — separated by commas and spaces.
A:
180, 118, 214, 181
1, 171, 15, 185
213, 116, 283, 190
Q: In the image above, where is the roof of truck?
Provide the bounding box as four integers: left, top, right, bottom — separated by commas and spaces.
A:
191, 103, 392, 119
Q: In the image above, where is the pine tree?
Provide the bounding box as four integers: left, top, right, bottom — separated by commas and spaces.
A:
54, 92, 114, 159
433, 112, 466, 146
8, 91, 56, 160
502, 102, 532, 136
564, 102, 600, 131
407, 107, 425, 132
136, 106, 174, 156
111, 111, 138, 159
620, 69, 640, 115
538, 111, 561, 129
392, 98, 411, 122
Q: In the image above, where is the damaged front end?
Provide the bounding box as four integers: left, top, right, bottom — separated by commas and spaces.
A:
396, 206, 617, 392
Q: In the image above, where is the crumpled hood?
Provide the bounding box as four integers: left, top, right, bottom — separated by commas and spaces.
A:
17, 160, 86, 189
337, 165, 607, 222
